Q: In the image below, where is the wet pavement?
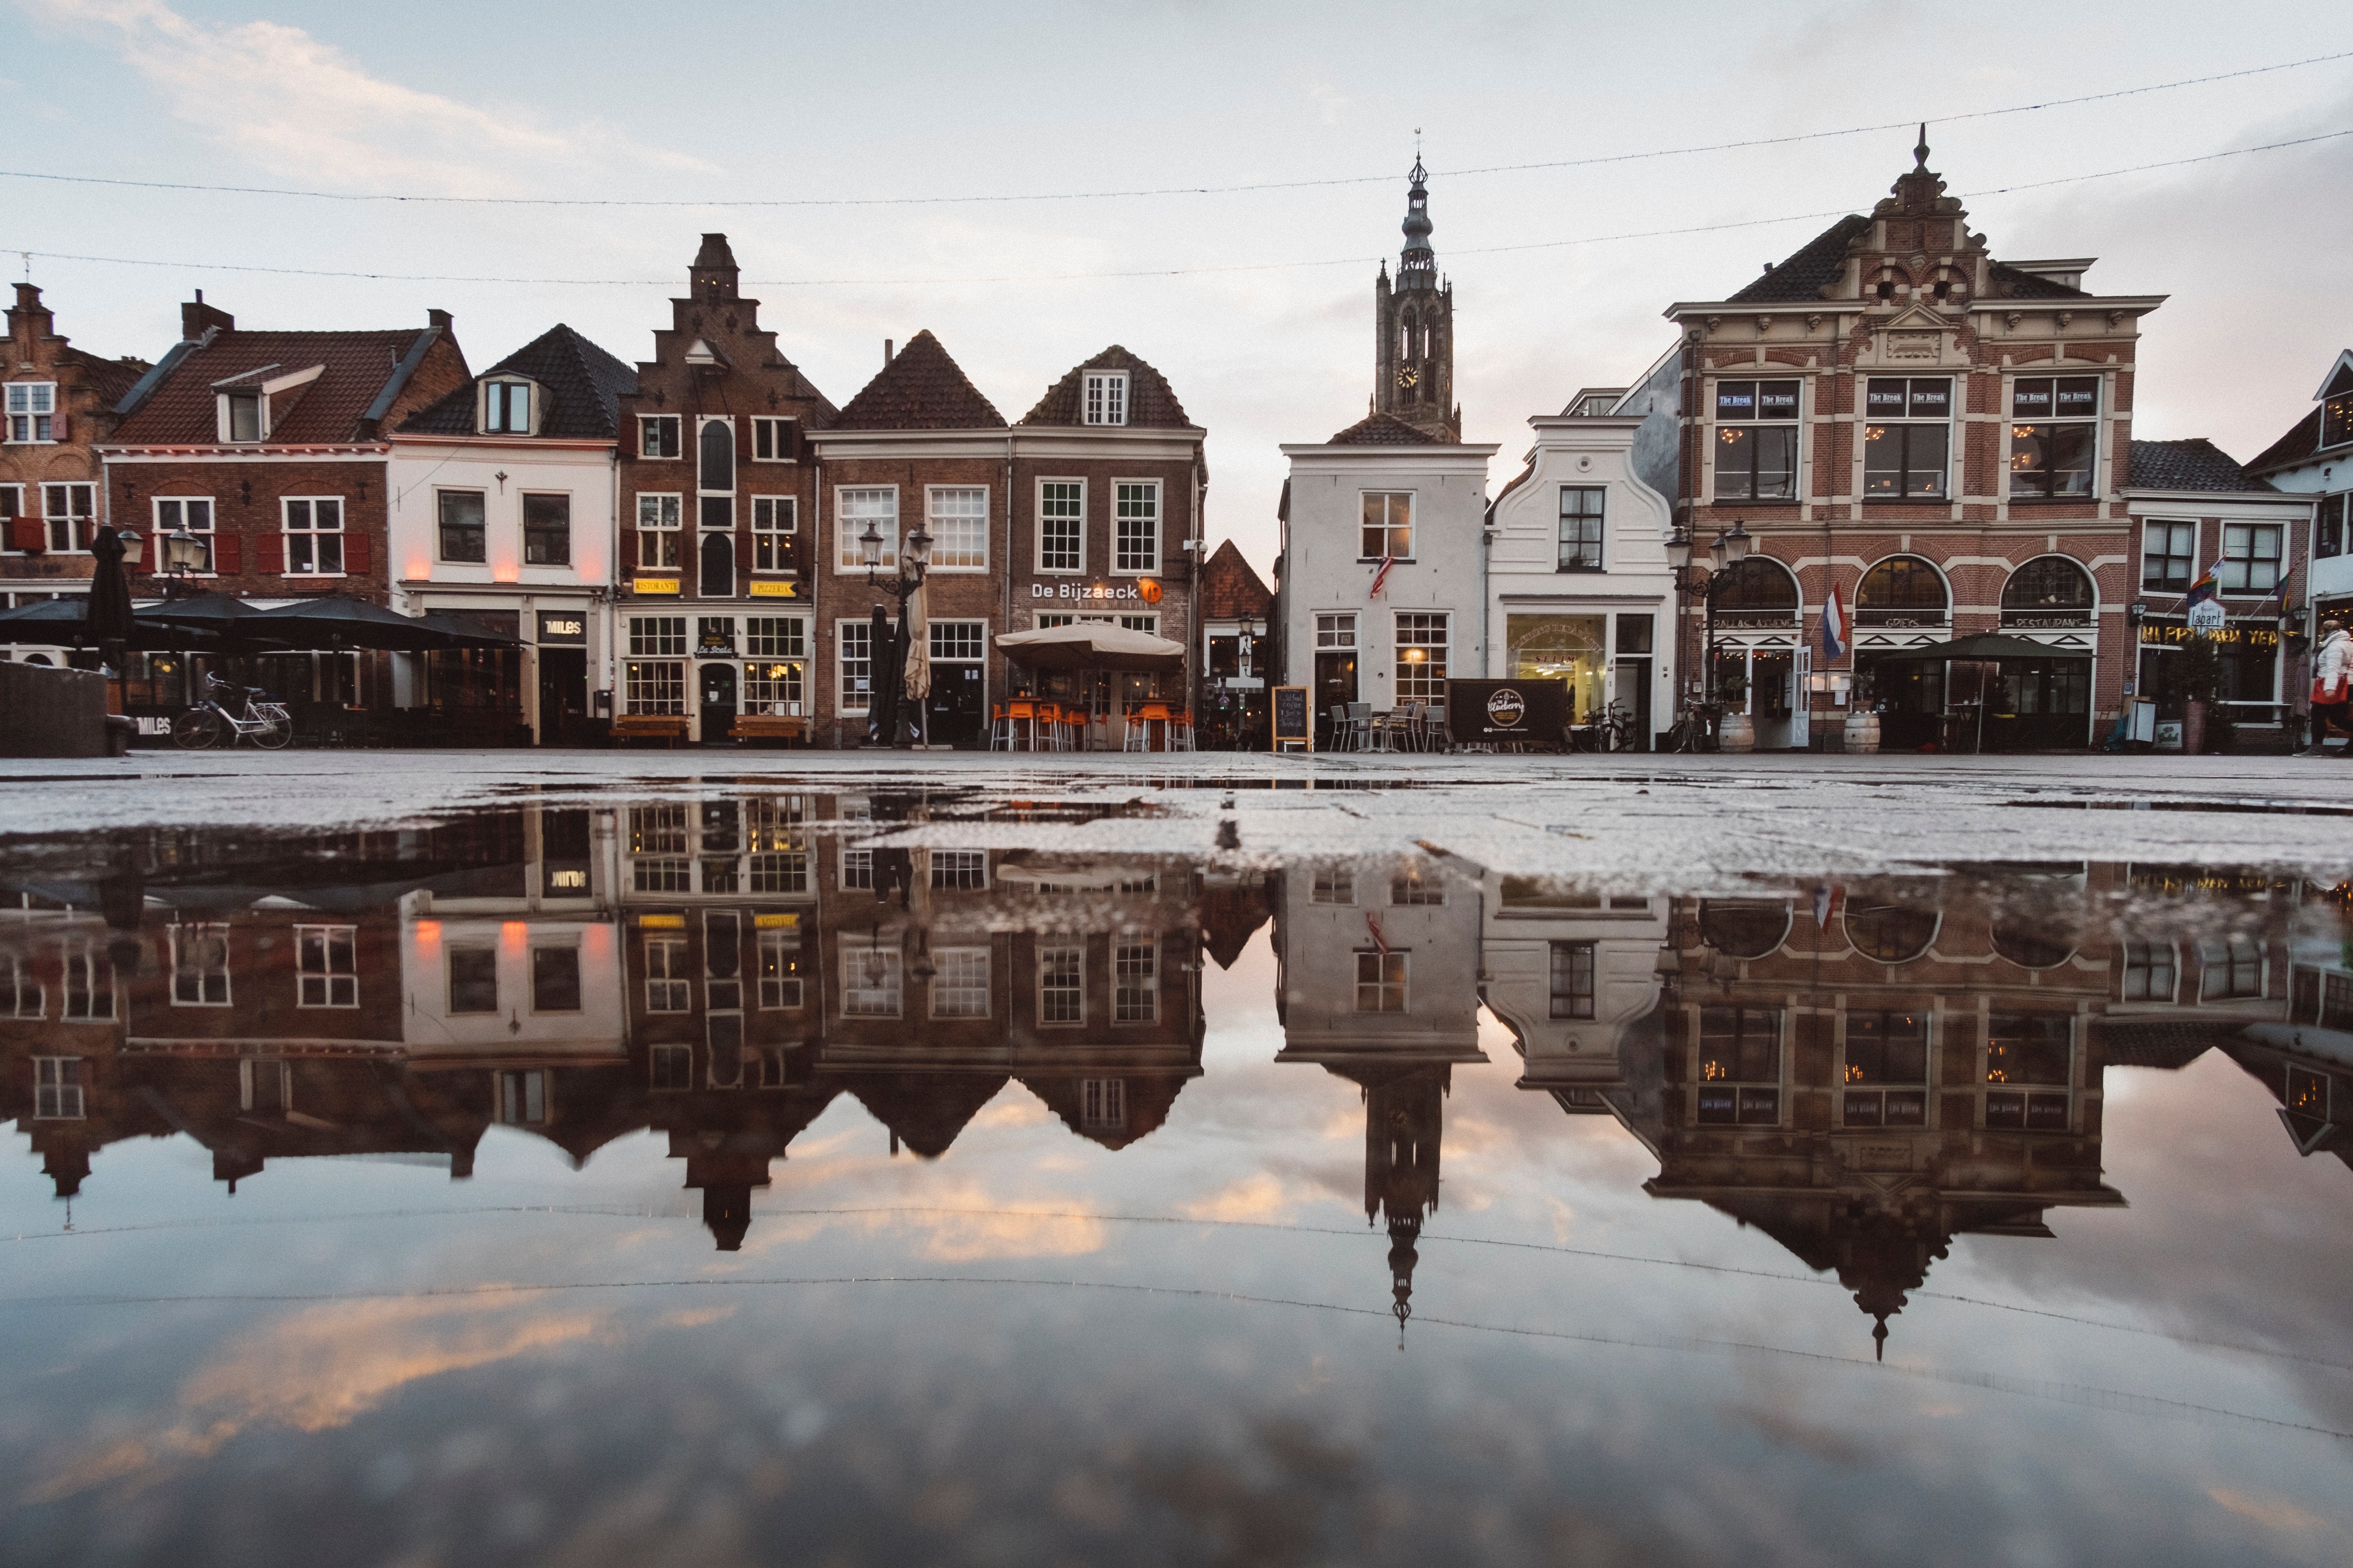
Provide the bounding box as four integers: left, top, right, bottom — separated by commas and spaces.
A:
2, 765, 2349, 1565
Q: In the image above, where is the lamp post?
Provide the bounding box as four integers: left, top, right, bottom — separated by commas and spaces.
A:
158, 524, 208, 598
858, 519, 933, 747
1666, 520, 1751, 723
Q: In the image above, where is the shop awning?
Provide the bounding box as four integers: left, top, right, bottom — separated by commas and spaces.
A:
995, 622, 1186, 672
1870, 633, 2089, 662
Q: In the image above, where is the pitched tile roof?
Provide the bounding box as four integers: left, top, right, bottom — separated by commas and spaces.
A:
1728, 216, 1870, 303
67, 349, 148, 409
1326, 411, 1438, 445
398, 324, 635, 439
1199, 539, 1273, 620
110, 326, 447, 444
2127, 438, 2273, 493
832, 330, 1005, 430
1018, 344, 1191, 427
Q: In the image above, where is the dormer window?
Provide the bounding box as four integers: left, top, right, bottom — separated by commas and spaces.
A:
483, 379, 532, 435
1084, 371, 1128, 427
2325, 393, 2352, 450
225, 393, 261, 442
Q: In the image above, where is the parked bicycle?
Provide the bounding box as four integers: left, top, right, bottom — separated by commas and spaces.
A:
174, 674, 292, 749
1565, 700, 1642, 753
1664, 702, 1720, 754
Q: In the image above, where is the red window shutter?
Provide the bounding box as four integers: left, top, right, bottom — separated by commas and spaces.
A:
618, 529, 635, 573
213, 532, 242, 574
258, 532, 286, 575
344, 532, 371, 575
50, 411, 69, 442
8, 514, 43, 553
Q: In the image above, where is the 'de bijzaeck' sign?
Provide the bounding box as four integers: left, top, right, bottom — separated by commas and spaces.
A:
1445, 679, 1569, 746
1030, 579, 1161, 605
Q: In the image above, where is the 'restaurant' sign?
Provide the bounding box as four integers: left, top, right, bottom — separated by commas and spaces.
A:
1445, 679, 1569, 746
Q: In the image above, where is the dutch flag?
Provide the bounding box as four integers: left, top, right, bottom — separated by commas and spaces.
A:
1821, 581, 1848, 662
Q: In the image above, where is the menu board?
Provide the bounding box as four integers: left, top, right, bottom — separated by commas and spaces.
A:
1271, 685, 1311, 751
1445, 679, 1570, 746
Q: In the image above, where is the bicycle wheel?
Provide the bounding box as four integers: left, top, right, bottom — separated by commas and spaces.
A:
252, 714, 293, 749
173, 708, 225, 749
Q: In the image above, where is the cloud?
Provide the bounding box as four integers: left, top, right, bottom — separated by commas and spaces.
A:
1181, 1171, 1299, 1224
2208, 1487, 2326, 1535
31, 0, 707, 193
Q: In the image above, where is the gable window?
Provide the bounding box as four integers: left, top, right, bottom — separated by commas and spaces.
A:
1084, 371, 1129, 426
1842, 1008, 1928, 1127
154, 497, 214, 572
170, 923, 231, 1006
927, 487, 989, 571
295, 925, 357, 1007
2009, 376, 2100, 498
222, 391, 263, 443
1040, 946, 1084, 1024
1355, 949, 1407, 1013
1712, 379, 1798, 500
838, 488, 897, 571
1695, 1005, 1782, 1125
283, 497, 344, 575
1863, 378, 1952, 499
1360, 493, 1412, 562
1558, 486, 1604, 571
1114, 482, 1159, 573
1039, 480, 1083, 572
1081, 1078, 1126, 1131
1391, 866, 1442, 906
436, 490, 487, 563
2321, 392, 2353, 450
483, 380, 531, 434
2221, 524, 2282, 594
1312, 868, 1354, 904
5, 382, 56, 443
751, 496, 797, 572
43, 483, 96, 552
1549, 941, 1596, 1019
640, 415, 681, 459
751, 417, 795, 461
2142, 520, 2196, 590
2319, 494, 2345, 561
636, 493, 682, 569
34, 1056, 84, 1119
523, 493, 571, 567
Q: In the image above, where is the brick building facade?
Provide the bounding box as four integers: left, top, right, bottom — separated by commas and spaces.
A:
1646, 136, 2168, 750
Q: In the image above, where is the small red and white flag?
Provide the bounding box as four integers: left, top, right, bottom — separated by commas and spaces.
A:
1368, 555, 1395, 600
1821, 581, 1848, 662
1365, 913, 1390, 954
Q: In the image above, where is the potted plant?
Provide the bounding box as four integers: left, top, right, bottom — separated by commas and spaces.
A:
2175, 631, 2224, 754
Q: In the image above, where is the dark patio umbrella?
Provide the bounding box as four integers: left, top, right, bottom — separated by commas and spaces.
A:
243, 594, 450, 652
86, 527, 137, 650
137, 591, 265, 631
414, 610, 525, 649
1875, 632, 2084, 662
0, 596, 237, 651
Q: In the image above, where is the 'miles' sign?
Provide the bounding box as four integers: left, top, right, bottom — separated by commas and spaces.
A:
1445, 679, 1568, 746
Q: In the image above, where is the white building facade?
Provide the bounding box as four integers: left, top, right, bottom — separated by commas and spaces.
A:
1484, 398, 1680, 747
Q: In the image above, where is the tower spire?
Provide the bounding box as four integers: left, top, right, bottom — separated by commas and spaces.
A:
1914, 123, 1930, 170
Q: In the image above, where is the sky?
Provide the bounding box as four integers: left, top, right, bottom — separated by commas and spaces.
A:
3, 1, 2351, 578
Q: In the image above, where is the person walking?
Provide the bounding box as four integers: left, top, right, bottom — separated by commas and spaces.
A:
2302, 618, 2352, 755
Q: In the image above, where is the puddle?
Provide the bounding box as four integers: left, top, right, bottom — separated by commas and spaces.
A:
3, 790, 2349, 1563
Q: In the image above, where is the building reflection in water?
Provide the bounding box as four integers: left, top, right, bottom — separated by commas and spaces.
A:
4, 807, 2349, 1334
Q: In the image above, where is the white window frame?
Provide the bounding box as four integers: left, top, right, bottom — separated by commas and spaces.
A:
926, 486, 990, 572
751, 495, 798, 574
5, 381, 57, 444
837, 487, 899, 573
639, 414, 682, 460
295, 924, 358, 1008
169, 923, 232, 1007
153, 496, 216, 575
43, 483, 95, 554
481, 378, 535, 436
1113, 480, 1160, 575
1081, 1077, 1126, 1130
929, 947, 992, 1019
1113, 939, 1157, 1024
750, 417, 796, 462
1359, 491, 1413, 563
281, 496, 346, 577
61, 942, 111, 1022
646, 936, 691, 1012
1, 484, 23, 548
1037, 478, 1084, 574
1039, 945, 1085, 1026
33, 1056, 84, 1120
7, 956, 42, 1019
1084, 371, 1130, 427
636, 492, 683, 571
1355, 948, 1408, 1013
838, 616, 875, 714
842, 948, 903, 1019
1393, 611, 1449, 704
2221, 523, 2284, 596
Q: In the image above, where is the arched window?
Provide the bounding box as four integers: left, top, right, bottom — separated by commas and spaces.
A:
699, 530, 734, 599
1855, 556, 1947, 626
699, 417, 734, 494
1844, 887, 1940, 964
1990, 914, 2077, 970
2000, 557, 2095, 622
1699, 900, 1792, 960
1709, 556, 1800, 616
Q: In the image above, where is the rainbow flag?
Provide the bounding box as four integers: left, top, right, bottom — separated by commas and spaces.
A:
2183, 555, 2225, 610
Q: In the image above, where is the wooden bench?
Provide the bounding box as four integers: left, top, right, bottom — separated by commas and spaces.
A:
729, 714, 808, 745
611, 714, 690, 747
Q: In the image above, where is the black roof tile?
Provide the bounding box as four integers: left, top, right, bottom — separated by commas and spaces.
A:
398, 324, 633, 439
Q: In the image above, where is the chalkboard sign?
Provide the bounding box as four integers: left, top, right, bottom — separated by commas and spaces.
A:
1271, 685, 1311, 751
1446, 679, 1570, 747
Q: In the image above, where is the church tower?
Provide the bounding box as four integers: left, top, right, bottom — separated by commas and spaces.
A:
1373, 158, 1459, 440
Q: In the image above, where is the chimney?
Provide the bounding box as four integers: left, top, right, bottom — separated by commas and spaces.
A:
181, 292, 233, 342
884, 339, 894, 367
428, 308, 453, 331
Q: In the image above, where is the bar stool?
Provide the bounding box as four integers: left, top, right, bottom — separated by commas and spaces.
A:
1035, 701, 1064, 752
1006, 697, 1040, 751
1170, 709, 1194, 751
989, 702, 1013, 750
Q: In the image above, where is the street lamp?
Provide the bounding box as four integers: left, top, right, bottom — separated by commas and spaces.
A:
1668, 519, 1754, 729
159, 524, 208, 596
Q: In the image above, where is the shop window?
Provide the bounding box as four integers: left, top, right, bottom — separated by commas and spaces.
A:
1040, 946, 1084, 1024
1549, 941, 1595, 1020
1361, 493, 1413, 561
1843, 1008, 1928, 1126
636, 494, 682, 570
1504, 613, 1606, 715
1114, 942, 1157, 1023
1854, 557, 1945, 627
2221, 524, 2282, 594
439, 490, 487, 564
1039, 480, 1083, 572
1710, 556, 1802, 619
1394, 613, 1448, 703
448, 947, 499, 1014
1355, 949, 1407, 1013
624, 659, 684, 715
523, 494, 570, 566
296, 925, 357, 1008
1557, 486, 1604, 571
744, 657, 803, 715
2000, 557, 2094, 623
1862, 378, 1952, 499
1712, 379, 1799, 501
1695, 1006, 1781, 1125
2009, 376, 2100, 498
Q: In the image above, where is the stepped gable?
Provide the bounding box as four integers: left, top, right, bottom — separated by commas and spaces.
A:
1019, 345, 1191, 428
1327, 411, 1439, 445
111, 324, 450, 444
399, 324, 635, 438
1199, 540, 1273, 622
2128, 438, 2272, 492
833, 330, 1005, 430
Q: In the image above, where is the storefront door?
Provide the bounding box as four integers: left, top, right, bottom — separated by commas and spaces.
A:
537, 649, 587, 746
926, 663, 987, 748
698, 661, 738, 744
1983, 658, 2091, 751
1314, 651, 1357, 748
1612, 659, 1652, 750
1860, 653, 1944, 751
1751, 650, 1796, 749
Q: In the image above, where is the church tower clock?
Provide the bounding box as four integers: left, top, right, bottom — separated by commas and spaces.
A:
1373, 158, 1459, 440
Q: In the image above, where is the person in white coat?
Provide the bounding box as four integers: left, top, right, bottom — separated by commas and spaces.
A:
2302, 619, 2352, 755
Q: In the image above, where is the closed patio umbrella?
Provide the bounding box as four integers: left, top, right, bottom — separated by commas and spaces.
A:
85, 527, 137, 652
